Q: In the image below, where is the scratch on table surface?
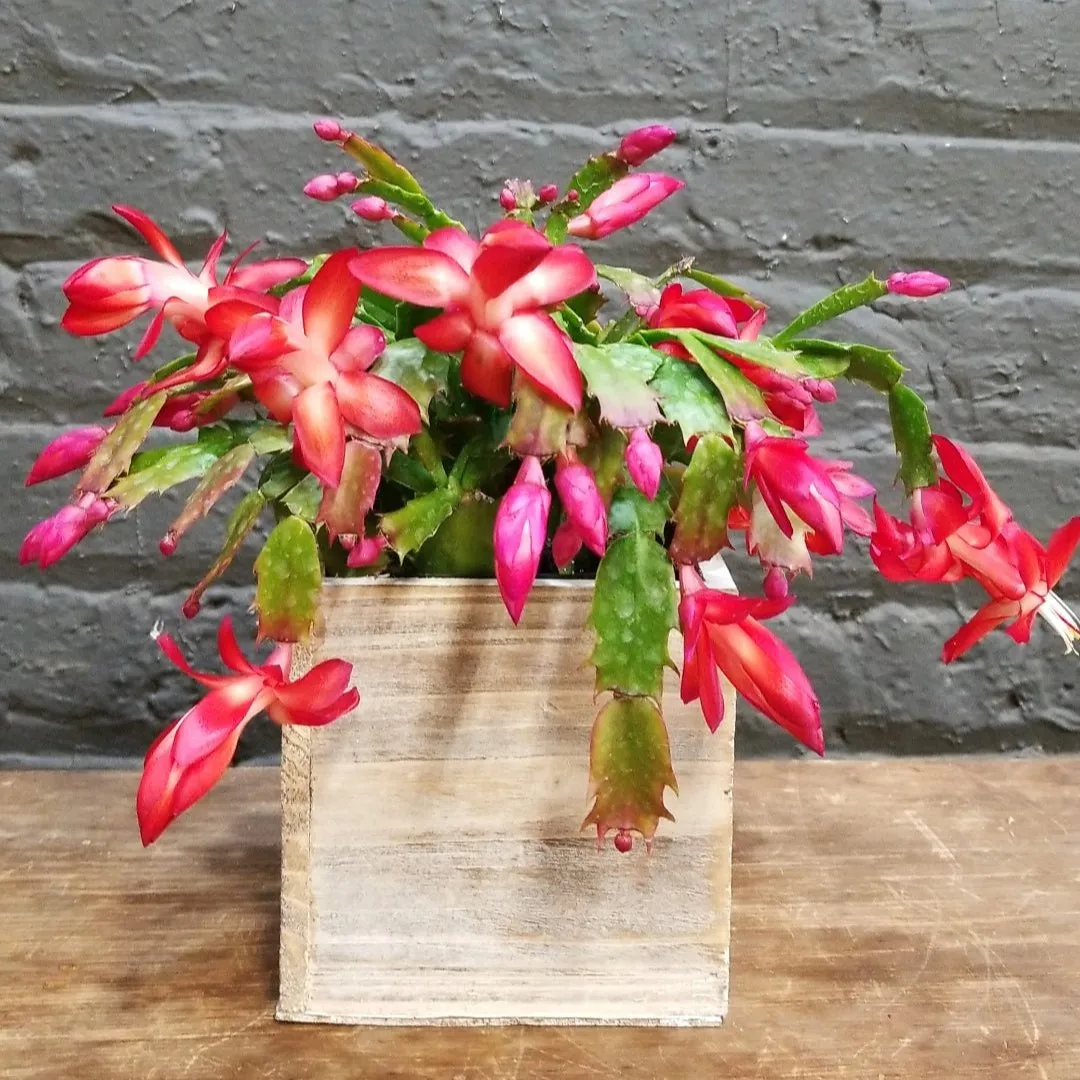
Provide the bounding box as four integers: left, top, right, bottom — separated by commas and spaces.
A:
904, 810, 961, 870
553, 1029, 620, 1076
966, 929, 1041, 1052
179, 1017, 262, 1076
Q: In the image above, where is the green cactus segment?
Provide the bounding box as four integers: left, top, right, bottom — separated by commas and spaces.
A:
669, 434, 740, 563
670, 333, 769, 423
342, 133, 424, 195
545, 153, 629, 244
649, 356, 732, 441
582, 695, 678, 846
318, 443, 383, 541
682, 266, 760, 303
412, 493, 497, 577
380, 484, 461, 560
147, 352, 198, 386
588, 530, 678, 700
105, 444, 222, 509
184, 490, 266, 616
77, 391, 167, 496
889, 384, 938, 493
595, 264, 660, 310
504, 378, 574, 458
580, 425, 628, 504
773, 274, 888, 345
253, 517, 323, 644
608, 476, 674, 539
573, 343, 663, 428
785, 339, 905, 392
371, 339, 452, 422
164, 444, 256, 547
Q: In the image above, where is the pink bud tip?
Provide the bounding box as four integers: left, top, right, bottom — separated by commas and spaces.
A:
494, 457, 551, 624
182, 597, 200, 619
555, 461, 607, 557
159, 532, 178, 557
625, 428, 663, 501
537, 183, 559, 204
346, 535, 387, 568
566, 189, 580, 203
335, 172, 359, 194
617, 124, 678, 167
552, 520, 583, 570
313, 119, 344, 142
613, 830, 634, 853
763, 566, 790, 600
350, 196, 395, 222
885, 270, 951, 298
499, 187, 517, 211
304, 174, 343, 202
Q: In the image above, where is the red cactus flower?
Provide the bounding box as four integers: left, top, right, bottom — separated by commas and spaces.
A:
60, 206, 305, 359
25, 426, 108, 486
206, 249, 422, 487
349, 220, 596, 410
616, 125, 677, 167
871, 435, 1080, 659
567, 173, 684, 240
19, 492, 116, 568
678, 566, 823, 753
137, 616, 359, 845
493, 457, 551, 623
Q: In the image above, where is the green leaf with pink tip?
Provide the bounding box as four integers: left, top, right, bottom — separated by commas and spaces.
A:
183, 489, 266, 616
573, 343, 663, 428
588, 529, 677, 699
380, 484, 462, 560
773, 274, 888, 346
105, 444, 222, 509
582, 695, 677, 848
668, 333, 769, 423
545, 152, 629, 244
504, 378, 574, 458
669, 433, 740, 563
254, 517, 322, 644
371, 339, 452, 423
649, 356, 732, 441
164, 444, 257, 551
76, 390, 167, 496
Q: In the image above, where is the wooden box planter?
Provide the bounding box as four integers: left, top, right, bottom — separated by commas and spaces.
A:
278, 578, 735, 1026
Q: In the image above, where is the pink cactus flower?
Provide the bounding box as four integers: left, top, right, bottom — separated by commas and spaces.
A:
19, 492, 116, 569
625, 428, 663, 501
886, 271, 950, 298
566, 173, 684, 240
349, 220, 596, 410
60, 206, 305, 359
616, 124, 677, 167
871, 435, 1080, 660
137, 616, 359, 845
25, 426, 108, 486
351, 196, 395, 222
493, 457, 551, 624
679, 566, 823, 754
554, 458, 607, 556
205, 249, 422, 487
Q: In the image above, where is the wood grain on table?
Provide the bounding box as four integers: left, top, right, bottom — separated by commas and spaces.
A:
1, 758, 1077, 1079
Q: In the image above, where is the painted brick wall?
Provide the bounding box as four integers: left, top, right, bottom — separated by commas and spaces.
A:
3, 1, 1079, 763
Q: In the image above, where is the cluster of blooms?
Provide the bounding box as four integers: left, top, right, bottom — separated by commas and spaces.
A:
21, 121, 1079, 852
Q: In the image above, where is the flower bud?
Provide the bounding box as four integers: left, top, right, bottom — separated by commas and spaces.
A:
346, 534, 388, 568
886, 270, 950, 298
537, 183, 559, 204
555, 459, 607, 557
616, 124, 677, 167
763, 565, 789, 600
25, 426, 109, 486
303, 174, 343, 202
313, 119, 344, 142
567, 173, 684, 240
499, 187, 517, 211
551, 519, 583, 570
350, 196, 395, 222
493, 457, 551, 624
624, 428, 663, 501
335, 172, 359, 193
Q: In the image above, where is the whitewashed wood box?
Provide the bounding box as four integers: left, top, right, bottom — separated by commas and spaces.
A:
278, 578, 736, 1026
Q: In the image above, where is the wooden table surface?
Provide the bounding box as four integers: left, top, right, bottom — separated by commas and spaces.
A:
1, 758, 1077, 1079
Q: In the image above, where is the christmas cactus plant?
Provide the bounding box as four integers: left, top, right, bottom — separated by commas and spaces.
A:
22, 122, 1080, 852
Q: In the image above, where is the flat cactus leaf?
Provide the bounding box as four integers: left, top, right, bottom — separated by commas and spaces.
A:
682, 265, 760, 304
579, 425, 627, 504
76, 390, 167, 495
371, 339, 452, 422
582, 695, 678, 851
253, 517, 322, 644
341, 132, 425, 195
787, 338, 904, 392
182, 489, 266, 618
573, 343, 663, 428
147, 352, 198, 386
889, 383, 938, 493
608, 476, 674, 539
504, 378, 574, 458
669, 434, 740, 563
318, 442, 383, 542
773, 273, 888, 346
412, 493, 497, 577
105, 443, 221, 510
281, 474, 324, 521
380, 483, 461, 560
649, 356, 732, 442
596, 264, 660, 313
588, 529, 677, 699
163, 444, 256, 552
